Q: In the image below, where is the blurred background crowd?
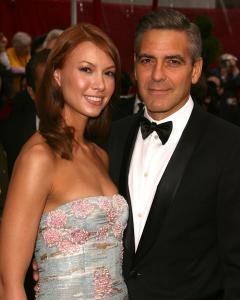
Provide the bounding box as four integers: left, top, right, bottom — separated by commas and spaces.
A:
1, 0, 240, 207
1, 1, 240, 298
1, 0, 240, 210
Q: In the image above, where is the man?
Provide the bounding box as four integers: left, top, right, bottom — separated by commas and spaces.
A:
112, 71, 144, 121
6, 31, 32, 73
0, 32, 10, 69
106, 8, 240, 299
0, 48, 50, 176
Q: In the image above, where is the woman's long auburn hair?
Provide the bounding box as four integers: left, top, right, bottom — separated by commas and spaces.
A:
37, 23, 121, 160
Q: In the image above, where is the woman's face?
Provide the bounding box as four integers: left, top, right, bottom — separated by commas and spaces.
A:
54, 41, 116, 122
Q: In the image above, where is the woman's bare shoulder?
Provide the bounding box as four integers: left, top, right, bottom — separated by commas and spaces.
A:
14, 132, 56, 175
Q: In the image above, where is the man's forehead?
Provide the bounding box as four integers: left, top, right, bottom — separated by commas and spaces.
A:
136, 29, 190, 58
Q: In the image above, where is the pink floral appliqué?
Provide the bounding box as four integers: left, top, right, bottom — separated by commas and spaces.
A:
98, 197, 117, 224
46, 209, 67, 228
98, 197, 112, 213
70, 228, 90, 245
96, 224, 109, 240
114, 194, 128, 211
71, 199, 94, 218
42, 228, 63, 247
58, 240, 80, 255
113, 222, 124, 240
93, 267, 112, 298
106, 209, 118, 224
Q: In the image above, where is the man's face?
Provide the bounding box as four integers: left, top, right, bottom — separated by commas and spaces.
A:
0, 33, 8, 51
135, 29, 202, 121
15, 44, 30, 57
27, 63, 46, 103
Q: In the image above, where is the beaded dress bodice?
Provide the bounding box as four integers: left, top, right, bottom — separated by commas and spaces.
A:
35, 194, 128, 300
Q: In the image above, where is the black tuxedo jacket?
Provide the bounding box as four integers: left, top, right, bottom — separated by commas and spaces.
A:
0, 90, 36, 176
111, 95, 136, 121
106, 104, 240, 300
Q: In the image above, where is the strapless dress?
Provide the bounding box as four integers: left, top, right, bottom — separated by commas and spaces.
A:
34, 194, 128, 299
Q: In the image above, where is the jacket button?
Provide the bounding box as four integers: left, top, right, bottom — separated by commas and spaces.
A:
129, 270, 137, 278
129, 270, 141, 278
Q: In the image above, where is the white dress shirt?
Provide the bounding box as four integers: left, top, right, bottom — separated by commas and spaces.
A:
36, 115, 40, 130
128, 97, 194, 250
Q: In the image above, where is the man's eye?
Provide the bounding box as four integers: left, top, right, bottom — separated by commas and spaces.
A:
139, 57, 152, 64
79, 66, 92, 73
167, 59, 182, 66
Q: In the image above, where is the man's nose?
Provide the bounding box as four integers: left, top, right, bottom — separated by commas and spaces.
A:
151, 62, 166, 81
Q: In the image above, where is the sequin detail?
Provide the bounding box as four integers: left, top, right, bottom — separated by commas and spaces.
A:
96, 224, 109, 240
58, 240, 80, 255
35, 195, 128, 299
70, 228, 90, 244
46, 209, 67, 228
113, 222, 124, 240
93, 267, 113, 298
42, 228, 63, 247
72, 199, 94, 218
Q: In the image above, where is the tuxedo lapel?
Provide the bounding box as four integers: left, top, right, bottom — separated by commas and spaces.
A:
135, 105, 209, 265
119, 114, 142, 257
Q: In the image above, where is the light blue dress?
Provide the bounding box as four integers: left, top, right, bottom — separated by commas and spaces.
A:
35, 194, 128, 299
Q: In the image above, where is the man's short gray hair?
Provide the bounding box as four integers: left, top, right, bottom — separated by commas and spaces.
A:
12, 32, 32, 48
43, 29, 64, 48
134, 8, 202, 63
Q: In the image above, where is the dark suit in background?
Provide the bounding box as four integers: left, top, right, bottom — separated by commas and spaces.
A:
0, 90, 36, 175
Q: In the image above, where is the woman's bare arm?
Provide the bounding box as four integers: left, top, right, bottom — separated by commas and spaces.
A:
0, 144, 54, 300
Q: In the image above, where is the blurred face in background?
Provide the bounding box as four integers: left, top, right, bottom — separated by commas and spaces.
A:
0, 33, 8, 52
27, 63, 46, 103
15, 44, 31, 57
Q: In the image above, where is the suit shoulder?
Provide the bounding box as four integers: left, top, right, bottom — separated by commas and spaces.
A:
111, 114, 138, 132
193, 105, 240, 140
207, 112, 240, 140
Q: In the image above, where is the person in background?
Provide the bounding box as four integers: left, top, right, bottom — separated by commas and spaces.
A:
0, 48, 50, 300
211, 53, 240, 125
6, 31, 31, 73
42, 28, 64, 49
0, 22, 128, 300
112, 71, 144, 121
0, 48, 50, 178
106, 8, 240, 299
30, 34, 47, 56
0, 33, 10, 70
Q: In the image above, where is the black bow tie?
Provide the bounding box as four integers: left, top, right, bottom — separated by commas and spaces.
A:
140, 117, 172, 144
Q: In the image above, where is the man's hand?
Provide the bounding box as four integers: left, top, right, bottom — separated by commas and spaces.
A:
32, 259, 40, 292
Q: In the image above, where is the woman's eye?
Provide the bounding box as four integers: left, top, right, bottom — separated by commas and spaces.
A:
79, 66, 92, 73
105, 70, 115, 77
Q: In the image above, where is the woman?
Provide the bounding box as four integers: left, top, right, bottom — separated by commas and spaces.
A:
0, 23, 128, 300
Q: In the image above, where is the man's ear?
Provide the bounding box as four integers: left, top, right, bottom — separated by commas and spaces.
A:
134, 54, 137, 81
53, 69, 61, 86
191, 58, 203, 84
27, 86, 36, 102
